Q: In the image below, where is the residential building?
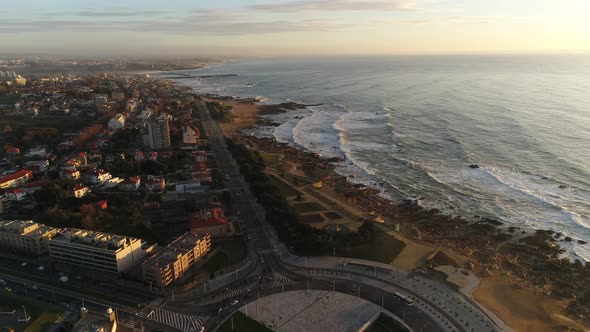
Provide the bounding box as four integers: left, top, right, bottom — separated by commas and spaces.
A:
143, 114, 171, 149
88, 170, 112, 184
145, 177, 165, 192
14, 75, 26, 87
5, 147, 20, 157
119, 177, 140, 191
192, 151, 207, 162
0, 220, 58, 255
175, 180, 203, 194
49, 229, 146, 273
5, 188, 26, 201
190, 208, 231, 237
61, 169, 81, 180
25, 160, 49, 173
108, 113, 126, 131
182, 126, 199, 144
73, 184, 90, 198
141, 232, 211, 287
0, 170, 33, 189
24, 146, 47, 158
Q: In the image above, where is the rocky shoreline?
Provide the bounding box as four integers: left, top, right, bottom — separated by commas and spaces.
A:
243, 135, 590, 325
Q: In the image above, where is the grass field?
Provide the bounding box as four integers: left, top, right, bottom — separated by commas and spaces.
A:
299, 214, 325, 224
292, 202, 325, 214
203, 239, 248, 274
0, 292, 62, 332
338, 228, 406, 264
259, 151, 282, 166
285, 174, 312, 187
324, 211, 344, 220
218, 312, 272, 332
269, 175, 300, 197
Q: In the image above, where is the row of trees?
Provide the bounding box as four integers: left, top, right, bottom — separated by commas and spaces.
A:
206, 101, 234, 122
225, 139, 374, 256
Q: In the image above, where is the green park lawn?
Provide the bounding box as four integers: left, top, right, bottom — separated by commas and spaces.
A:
292, 202, 326, 214
269, 175, 300, 197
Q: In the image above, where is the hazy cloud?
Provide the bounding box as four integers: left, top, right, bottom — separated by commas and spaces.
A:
249, 0, 417, 12
0, 10, 358, 35
75, 9, 169, 17
37, 7, 170, 18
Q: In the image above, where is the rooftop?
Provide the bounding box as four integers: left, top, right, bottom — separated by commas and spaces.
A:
51, 228, 143, 252
0, 170, 32, 183
144, 232, 210, 269
190, 208, 227, 229
0, 219, 56, 237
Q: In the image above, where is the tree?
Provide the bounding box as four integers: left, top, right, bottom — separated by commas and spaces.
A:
81, 215, 98, 230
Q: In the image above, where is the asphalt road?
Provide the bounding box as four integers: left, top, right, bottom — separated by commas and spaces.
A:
0, 274, 176, 332
0, 255, 156, 305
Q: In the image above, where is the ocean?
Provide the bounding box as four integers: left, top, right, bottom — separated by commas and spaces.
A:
162, 55, 590, 261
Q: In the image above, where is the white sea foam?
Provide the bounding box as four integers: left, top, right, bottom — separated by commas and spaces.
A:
292, 106, 345, 159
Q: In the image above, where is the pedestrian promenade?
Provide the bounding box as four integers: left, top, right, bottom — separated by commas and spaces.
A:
281, 251, 511, 332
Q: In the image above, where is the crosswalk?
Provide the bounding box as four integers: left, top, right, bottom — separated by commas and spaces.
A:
195, 283, 255, 305
308, 269, 352, 279
194, 273, 294, 306
149, 308, 209, 332
268, 273, 294, 288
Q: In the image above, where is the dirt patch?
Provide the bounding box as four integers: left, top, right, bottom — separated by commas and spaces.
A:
473, 276, 586, 332
391, 233, 437, 270
205, 97, 260, 138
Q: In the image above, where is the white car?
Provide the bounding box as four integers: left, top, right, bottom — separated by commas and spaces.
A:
20, 262, 27, 267
231, 299, 239, 305
37, 266, 45, 271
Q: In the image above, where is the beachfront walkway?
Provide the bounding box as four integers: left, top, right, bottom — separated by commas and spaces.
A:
239, 290, 393, 332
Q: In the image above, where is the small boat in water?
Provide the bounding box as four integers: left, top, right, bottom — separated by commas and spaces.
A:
246, 83, 256, 87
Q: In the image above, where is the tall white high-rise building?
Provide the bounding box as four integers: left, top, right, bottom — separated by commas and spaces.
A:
143, 114, 171, 149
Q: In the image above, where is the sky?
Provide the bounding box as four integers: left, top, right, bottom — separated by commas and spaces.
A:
1, 0, 590, 57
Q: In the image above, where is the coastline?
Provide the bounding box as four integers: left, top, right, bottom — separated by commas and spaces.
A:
193, 93, 590, 330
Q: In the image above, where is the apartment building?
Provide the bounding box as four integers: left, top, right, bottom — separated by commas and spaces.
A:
143, 114, 171, 149
49, 229, 145, 273
0, 170, 33, 189
141, 232, 211, 287
0, 220, 58, 255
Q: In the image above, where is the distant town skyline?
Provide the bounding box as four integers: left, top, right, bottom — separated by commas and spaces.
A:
2, 0, 590, 56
